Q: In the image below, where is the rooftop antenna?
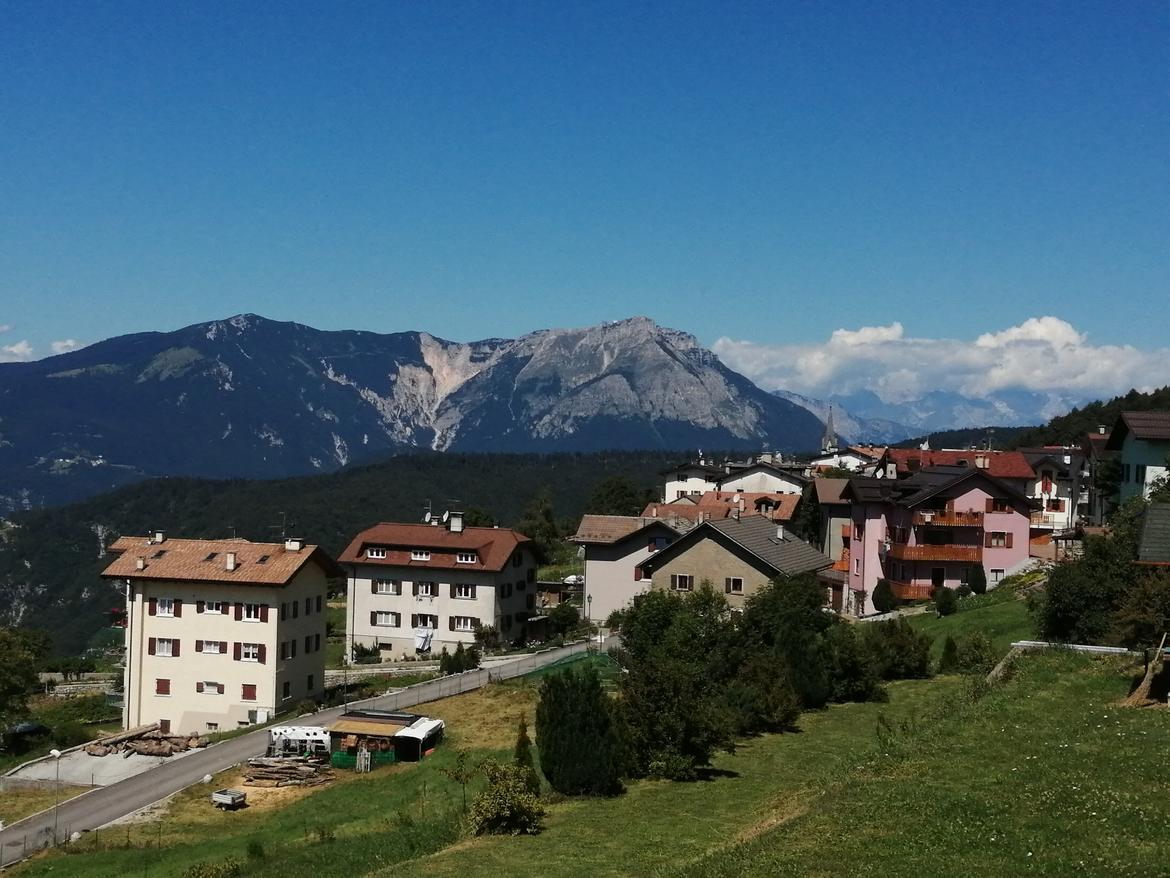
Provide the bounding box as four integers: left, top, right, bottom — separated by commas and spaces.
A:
267, 512, 294, 541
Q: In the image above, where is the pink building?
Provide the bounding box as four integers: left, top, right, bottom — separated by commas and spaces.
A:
842, 466, 1035, 616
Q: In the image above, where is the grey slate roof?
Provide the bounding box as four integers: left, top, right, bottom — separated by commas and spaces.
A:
701, 516, 831, 576
1105, 411, 1170, 449
1138, 503, 1170, 565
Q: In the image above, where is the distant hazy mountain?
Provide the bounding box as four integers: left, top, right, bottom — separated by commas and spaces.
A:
0, 315, 824, 509
770, 390, 916, 445
828, 389, 1061, 435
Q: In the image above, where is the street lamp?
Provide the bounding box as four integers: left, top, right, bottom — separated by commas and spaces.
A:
48, 748, 61, 845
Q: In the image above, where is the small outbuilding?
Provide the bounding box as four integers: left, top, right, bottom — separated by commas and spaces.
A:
327, 710, 444, 768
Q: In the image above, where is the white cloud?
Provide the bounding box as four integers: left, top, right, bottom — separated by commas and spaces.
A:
0, 324, 10, 334
51, 339, 82, 354
713, 316, 1170, 405
0, 340, 35, 363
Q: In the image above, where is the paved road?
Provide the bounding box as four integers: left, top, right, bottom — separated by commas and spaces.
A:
0, 639, 596, 868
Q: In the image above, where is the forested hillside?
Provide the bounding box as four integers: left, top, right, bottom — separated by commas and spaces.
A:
893, 425, 1033, 450
0, 450, 680, 654
1008, 386, 1170, 448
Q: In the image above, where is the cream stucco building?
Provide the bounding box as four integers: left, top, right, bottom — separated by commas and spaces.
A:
103, 534, 341, 735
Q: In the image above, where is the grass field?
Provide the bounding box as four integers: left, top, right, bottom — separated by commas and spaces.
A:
1, 785, 91, 825
906, 592, 1035, 660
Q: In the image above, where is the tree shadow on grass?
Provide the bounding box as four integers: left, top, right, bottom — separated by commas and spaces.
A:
692, 767, 740, 781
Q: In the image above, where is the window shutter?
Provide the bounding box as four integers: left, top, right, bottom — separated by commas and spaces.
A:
291, 641, 296, 658
233, 642, 241, 661
281, 602, 287, 621
315, 633, 321, 650
984, 532, 993, 548
196, 681, 205, 693
148, 637, 156, 655
724, 578, 732, 594
449, 616, 456, 631
412, 583, 419, 597
173, 599, 182, 618
316, 595, 323, 612
196, 600, 205, 614
196, 639, 204, 652
220, 641, 227, 653
156, 678, 169, 695
234, 602, 243, 621
471, 585, 477, 599
148, 597, 157, 616
1006, 533, 1014, 549
371, 611, 377, 626
260, 605, 269, 623
258, 644, 266, 664
450, 583, 457, 599
985, 498, 994, 513
370, 581, 378, 595
172, 640, 181, 657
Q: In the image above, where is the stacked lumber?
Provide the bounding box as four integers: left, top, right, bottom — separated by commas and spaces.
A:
83, 725, 209, 758
243, 756, 334, 787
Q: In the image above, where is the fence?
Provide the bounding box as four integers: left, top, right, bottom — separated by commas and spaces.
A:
359, 638, 594, 713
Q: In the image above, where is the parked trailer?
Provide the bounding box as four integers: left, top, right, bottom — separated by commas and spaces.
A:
210, 789, 247, 810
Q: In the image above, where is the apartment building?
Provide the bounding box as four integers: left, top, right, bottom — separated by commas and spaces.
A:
1106, 411, 1170, 504
1018, 447, 1088, 531
570, 515, 682, 623
843, 466, 1035, 616
340, 512, 536, 659
102, 534, 339, 735
662, 454, 807, 501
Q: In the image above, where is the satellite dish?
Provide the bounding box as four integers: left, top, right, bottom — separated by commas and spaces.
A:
442, 511, 450, 523
423, 512, 432, 523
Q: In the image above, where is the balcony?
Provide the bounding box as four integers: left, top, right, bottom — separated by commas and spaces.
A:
912, 510, 984, 527
889, 580, 935, 601
1030, 512, 1063, 528
887, 543, 982, 562
841, 523, 852, 539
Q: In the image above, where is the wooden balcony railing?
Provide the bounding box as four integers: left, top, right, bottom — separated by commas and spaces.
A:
889, 580, 935, 601
912, 510, 984, 527
1030, 512, 1061, 528
887, 543, 982, 562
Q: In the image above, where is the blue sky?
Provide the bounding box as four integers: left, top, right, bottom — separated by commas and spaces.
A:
2, 2, 1168, 399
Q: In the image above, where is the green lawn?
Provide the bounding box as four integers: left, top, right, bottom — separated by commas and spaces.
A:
906, 593, 1035, 660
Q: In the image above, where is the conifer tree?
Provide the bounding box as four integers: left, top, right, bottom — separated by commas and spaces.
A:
536, 667, 623, 795
513, 713, 541, 795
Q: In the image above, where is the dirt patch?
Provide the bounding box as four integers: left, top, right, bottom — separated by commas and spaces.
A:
731, 792, 813, 844
422, 683, 538, 750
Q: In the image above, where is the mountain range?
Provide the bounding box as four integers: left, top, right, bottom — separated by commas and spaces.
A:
0, 315, 827, 509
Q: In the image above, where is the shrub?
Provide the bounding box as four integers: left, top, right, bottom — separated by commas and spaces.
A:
860, 619, 932, 680
473, 624, 500, 649
824, 623, 885, 703
513, 713, 541, 795
181, 859, 243, 878
604, 609, 626, 630
723, 655, 801, 735
469, 760, 545, 835
954, 631, 997, 675
872, 579, 897, 614
938, 635, 959, 673
537, 666, 624, 794
968, 564, 987, 595
548, 602, 581, 637
934, 587, 958, 617
51, 720, 91, 749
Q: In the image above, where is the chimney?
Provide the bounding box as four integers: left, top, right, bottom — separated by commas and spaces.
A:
776, 524, 786, 541
152, 530, 165, 544
225, 552, 237, 571
1098, 424, 1107, 435
448, 511, 464, 534
284, 538, 303, 552
135, 556, 146, 571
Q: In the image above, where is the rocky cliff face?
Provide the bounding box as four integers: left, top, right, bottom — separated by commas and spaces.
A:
0, 315, 823, 508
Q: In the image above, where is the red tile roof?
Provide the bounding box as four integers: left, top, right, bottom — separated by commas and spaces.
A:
640, 491, 800, 525
337, 523, 531, 573
883, 449, 1035, 480
102, 536, 341, 586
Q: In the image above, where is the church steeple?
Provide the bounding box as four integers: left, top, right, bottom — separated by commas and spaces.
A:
822, 405, 838, 454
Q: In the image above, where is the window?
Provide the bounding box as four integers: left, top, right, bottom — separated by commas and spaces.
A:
241, 684, 257, 702
373, 579, 401, 595
305, 635, 312, 652
649, 536, 670, 552
292, 600, 298, 619
198, 640, 223, 655
241, 642, 261, 662
1122, 463, 1132, 482
196, 681, 224, 695
854, 558, 861, 575
456, 552, 477, 564
316, 595, 322, 613
307, 674, 314, 691
670, 574, 694, 592
411, 549, 431, 561
725, 577, 744, 594
451, 615, 478, 632
415, 581, 437, 597
155, 678, 170, 696
314, 633, 321, 651
989, 498, 1010, 512
988, 531, 1008, 548
512, 552, 522, 568
280, 641, 289, 660
1046, 498, 1064, 512
155, 637, 175, 657
304, 597, 312, 615
374, 608, 402, 627
1136, 464, 1147, 484
502, 582, 513, 598
156, 597, 175, 617
454, 583, 476, 600
411, 613, 439, 628
159, 719, 171, 734
282, 681, 291, 701
203, 601, 225, 615
366, 547, 387, 559
206, 723, 219, 732
991, 568, 1005, 583
244, 603, 262, 621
